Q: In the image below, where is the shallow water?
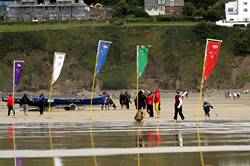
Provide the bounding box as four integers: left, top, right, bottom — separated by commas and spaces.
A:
1, 121, 250, 166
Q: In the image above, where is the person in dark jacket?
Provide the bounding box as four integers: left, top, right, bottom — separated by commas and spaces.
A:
20, 94, 30, 116
203, 99, 214, 120
38, 93, 45, 115
124, 91, 131, 110
119, 91, 126, 109
134, 90, 147, 121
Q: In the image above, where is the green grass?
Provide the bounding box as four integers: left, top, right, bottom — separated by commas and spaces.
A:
125, 21, 198, 27
0, 21, 198, 32
0, 22, 109, 32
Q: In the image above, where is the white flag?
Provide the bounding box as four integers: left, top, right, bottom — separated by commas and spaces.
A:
52, 52, 66, 84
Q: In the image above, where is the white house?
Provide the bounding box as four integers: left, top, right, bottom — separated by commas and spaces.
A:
216, 0, 250, 27
226, 0, 250, 22
144, 0, 184, 16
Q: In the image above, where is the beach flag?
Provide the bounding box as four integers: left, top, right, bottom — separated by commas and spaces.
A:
137, 46, 149, 78
52, 52, 66, 84
204, 40, 222, 81
13, 61, 24, 88
89, 40, 112, 114
96, 40, 112, 75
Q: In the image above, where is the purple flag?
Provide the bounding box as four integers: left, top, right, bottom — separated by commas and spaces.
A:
14, 61, 24, 88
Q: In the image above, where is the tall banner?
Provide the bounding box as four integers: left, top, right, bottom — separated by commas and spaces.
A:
138, 46, 149, 78
14, 61, 24, 88
204, 40, 222, 81
89, 40, 111, 115
52, 52, 66, 84
96, 40, 112, 75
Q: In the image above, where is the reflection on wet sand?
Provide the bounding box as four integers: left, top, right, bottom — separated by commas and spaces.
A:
0, 121, 250, 166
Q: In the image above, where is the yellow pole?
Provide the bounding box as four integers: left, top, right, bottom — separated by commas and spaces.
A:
89, 41, 100, 119
89, 123, 98, 166
48, 65, 54, 112
137, 132, 141, 166
196, 39, 209, 166
136, 45, 141, 166
48, 124, 56, 166
136, 45, 139, 113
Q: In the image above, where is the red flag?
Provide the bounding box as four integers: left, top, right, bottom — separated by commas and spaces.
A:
204, 40, 222, 81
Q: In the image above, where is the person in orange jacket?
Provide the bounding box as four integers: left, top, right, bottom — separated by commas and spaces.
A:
154, 88, 161, 118
7, 94, 15, 116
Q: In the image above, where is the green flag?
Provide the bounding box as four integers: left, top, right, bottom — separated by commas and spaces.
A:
138, 46, 149, 78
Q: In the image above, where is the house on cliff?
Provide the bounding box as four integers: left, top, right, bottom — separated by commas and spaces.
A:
144, 0, 184, 16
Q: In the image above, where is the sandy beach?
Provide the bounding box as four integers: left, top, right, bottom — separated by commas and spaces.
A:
0, 92, 249, 123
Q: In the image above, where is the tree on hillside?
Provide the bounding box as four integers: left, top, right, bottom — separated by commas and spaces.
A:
210, 0, 225, 18
193, 8, 206, 18
205, 8, 220, 21
132, 7, 149, 17
183, 2, 197, 16
113, 0, 129, 17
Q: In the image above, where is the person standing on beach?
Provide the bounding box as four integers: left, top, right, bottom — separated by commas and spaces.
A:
38, 93, 45, 115
134, 90, 147, 121
119, 91, 125, 109
7, 94, 15, 116
20, 94, 30, 116
124, 91, 131, 110
203, 99, 214, 120
146, 90, 154, 117
174, 91, 185, 121
154, 88, 161, 118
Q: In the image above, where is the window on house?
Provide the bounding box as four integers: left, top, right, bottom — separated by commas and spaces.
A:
160, 6, 165, 11
158, 0, 165, 4
228, 8, 234, 12
243, 2, 247, 5
170, 0, 174, 6
244, 8, 248, 12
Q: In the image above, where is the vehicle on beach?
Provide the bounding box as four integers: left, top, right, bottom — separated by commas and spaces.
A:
1, 96, 106, 111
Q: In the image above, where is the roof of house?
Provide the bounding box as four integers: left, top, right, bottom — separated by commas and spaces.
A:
166, 0, 184, 6
145, 0, 162, 10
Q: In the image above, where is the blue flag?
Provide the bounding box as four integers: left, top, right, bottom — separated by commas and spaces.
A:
96, 40, 111, 75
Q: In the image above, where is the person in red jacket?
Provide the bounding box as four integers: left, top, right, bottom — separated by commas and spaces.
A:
146, 90, 154, 117
154, 88, 161, 118
7, 94, 15, 116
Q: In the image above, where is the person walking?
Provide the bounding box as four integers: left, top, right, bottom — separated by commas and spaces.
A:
7, 94, 15, 116
154, 88, 161, 118
119, 91, 125, 109
38, 93, 45, 115
20, 94, 30, 116
146, 90, 154, 118
174, 91, 185, 121
203, 99, 214, 120
124, 91, 131, 110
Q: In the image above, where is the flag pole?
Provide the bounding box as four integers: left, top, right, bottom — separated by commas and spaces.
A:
196, 39, 209, 166
136, 45, 139, 113
12, 61, 15, 100
48, 64, 54, 112
136, 45, 141, 166
89, 41, 100, 119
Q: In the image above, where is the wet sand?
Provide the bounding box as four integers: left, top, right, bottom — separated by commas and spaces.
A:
0, 92, 249, 123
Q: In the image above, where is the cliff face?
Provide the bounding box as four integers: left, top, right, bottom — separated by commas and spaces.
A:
0, 26, 249, 93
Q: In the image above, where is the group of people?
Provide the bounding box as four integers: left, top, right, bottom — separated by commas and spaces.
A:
134, 88, 161, 121
6, 93, 46, 117
119, 91, 131, 109
100, 91, 116, 110
225, 91, 241, 99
